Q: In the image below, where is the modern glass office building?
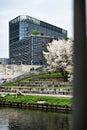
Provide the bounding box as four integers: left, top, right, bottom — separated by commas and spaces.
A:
0, 58, 9, 64
9, 15, 67, 65
10, 35, 53, 65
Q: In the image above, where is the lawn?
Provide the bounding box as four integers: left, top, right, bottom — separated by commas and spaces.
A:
0, 94, 72, 107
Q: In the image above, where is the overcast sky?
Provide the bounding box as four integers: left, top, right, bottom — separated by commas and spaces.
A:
0, 0, 73, 58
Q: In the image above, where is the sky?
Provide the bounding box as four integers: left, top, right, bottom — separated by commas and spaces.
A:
0, 0, 73, 58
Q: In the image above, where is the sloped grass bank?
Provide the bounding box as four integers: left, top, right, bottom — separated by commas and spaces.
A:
4, 71, 67, 87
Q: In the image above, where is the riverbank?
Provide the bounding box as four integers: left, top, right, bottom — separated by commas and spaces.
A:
0, 94, 72, 112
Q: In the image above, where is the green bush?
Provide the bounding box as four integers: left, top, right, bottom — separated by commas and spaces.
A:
32, 30, 40, 35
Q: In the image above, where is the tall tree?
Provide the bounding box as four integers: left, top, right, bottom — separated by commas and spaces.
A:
43, 39, 73, 81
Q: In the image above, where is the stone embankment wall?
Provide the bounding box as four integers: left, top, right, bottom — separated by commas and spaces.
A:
18, 81, 72, 87
0, 87, 72, 95
0, 101, 71, 113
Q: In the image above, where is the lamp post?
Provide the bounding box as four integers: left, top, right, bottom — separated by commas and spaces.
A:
72, 0, 87, 129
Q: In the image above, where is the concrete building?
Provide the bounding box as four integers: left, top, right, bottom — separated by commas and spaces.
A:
9, 15, 67, 65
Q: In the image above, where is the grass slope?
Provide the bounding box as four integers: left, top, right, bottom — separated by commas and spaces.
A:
0, 94, 72, 107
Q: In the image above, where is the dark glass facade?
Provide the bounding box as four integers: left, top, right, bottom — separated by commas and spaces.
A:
10, 36, 52, 65
9, 15, 67, 65
0, 58, 9, 64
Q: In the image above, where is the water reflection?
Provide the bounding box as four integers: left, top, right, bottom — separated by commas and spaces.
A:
0, 107, 71, 130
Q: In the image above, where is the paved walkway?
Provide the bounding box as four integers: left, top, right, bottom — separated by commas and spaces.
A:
23, 93, 72, 97
0, 91, 72, 97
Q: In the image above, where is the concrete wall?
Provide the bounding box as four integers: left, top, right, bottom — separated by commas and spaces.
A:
0, 64, 41, 80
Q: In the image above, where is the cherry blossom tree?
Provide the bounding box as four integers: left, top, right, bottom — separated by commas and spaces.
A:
43, 39, 73, 81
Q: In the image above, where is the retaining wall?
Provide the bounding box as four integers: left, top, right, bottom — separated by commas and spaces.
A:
0, 101, 72, 113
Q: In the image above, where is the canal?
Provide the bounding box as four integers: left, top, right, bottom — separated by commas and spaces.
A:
0, 107, 71, 130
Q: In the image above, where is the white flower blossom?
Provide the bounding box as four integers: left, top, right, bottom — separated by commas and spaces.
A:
43, 39, 73, 81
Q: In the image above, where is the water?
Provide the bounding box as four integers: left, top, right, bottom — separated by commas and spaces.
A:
0, 107, 71, 130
